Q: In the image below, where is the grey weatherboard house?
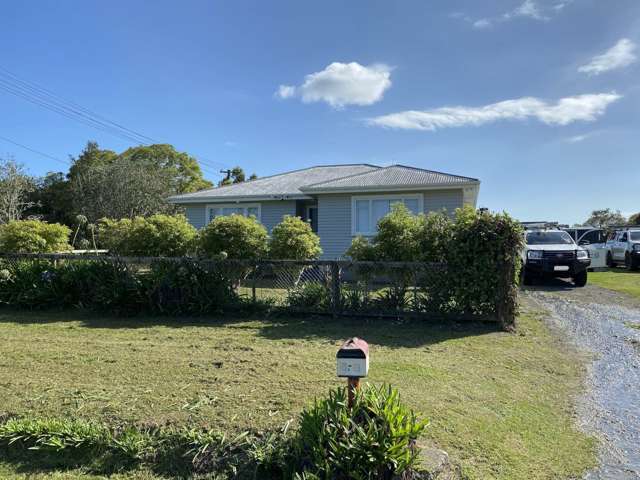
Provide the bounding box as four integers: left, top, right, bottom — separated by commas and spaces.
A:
168, 164, 480, 259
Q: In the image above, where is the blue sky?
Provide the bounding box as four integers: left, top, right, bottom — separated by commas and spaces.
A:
1, 0, 638, 225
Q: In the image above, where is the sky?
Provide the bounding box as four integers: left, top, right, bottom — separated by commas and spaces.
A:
0, 0, 639, 225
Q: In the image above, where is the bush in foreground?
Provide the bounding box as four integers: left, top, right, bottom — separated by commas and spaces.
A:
269, 215, 322, 260
98, 214, 197, 257
0, 384, 428, 479
199, 214, 268, 260
0, 220, 71, 253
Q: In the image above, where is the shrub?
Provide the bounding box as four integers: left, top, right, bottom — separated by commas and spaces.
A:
345, 235, 377, 261
145, 259, 238, 315
417, 210, 453, 262
286, 282, 331, 311
269, 216, 322, 260
0, 220, 71, 253
198, 214, 268, 260
98, 214, 197, 257
295, 384, 428, 479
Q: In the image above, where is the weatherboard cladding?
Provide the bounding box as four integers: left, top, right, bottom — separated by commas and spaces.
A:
302, 165, 477, 192
318, 189, 464, 259
183, 201, 296, 232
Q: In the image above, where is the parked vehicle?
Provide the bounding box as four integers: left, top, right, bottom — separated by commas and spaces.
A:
521, 228, 591, 286
563, 226, 608, 269
606, 228, 640, 270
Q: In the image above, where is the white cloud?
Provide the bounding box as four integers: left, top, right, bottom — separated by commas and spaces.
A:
367, 93, 621, 131
275, 62, 392, 108
462, 0, 564, 30
564, 134, 590, 143
578, 38, 637, 75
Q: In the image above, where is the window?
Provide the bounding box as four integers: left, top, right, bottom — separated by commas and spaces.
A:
206, 204, 261, 224
351, 194, 422, 235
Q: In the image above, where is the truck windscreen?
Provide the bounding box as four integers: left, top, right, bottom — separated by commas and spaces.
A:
526, 231, 574, 245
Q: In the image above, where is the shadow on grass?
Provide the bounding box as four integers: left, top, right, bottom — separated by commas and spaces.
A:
0, 307, 502, 348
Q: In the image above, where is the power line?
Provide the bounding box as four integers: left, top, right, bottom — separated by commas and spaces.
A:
0, 66, 229, 176
0, 134, 69, 166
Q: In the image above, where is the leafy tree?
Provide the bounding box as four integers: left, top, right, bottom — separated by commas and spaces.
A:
416, 211, 453, 262
583, 208, 627, 228
0, 157, 36, 223
67, 141, 118, 181
198, 214, 268, 259
0, 220, 71, 253
98, 214, 197, 256
26, 172, 74, 225
118, 144, 212, 193
628, 212, 640, 225
269, 215, 322, 260
218, 166, 256, 186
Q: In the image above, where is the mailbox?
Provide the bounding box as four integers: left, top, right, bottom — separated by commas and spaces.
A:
336, 337, 369, 378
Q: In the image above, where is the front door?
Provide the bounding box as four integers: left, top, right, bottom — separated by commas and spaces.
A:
307, 207, 318, 233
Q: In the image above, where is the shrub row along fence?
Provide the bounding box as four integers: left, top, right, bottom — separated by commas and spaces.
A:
0, 252, 518, 329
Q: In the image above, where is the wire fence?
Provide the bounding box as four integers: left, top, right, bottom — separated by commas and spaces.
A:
0, 253, 513, 326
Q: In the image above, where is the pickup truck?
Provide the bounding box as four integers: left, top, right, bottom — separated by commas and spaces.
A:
606, 228, 640, 270
521, 229, 591, 286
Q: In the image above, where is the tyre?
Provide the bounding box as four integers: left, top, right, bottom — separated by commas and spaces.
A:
573, 271, 587, 287
606, 251, 614, 268
631, 255, 640, 272
625, 252, 633, 270
521, 267, 533, 286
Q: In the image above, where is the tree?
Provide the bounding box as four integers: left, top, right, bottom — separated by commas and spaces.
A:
269, 215, 322, 260
118, 144, 212, 193
629, 212, 640, 226
67, 141, 118, 181
218, 166, 256, 186
0, 157, 36, 224
71, 156, 179, 221
26, 172, 74, 225
583, 208, 627, 228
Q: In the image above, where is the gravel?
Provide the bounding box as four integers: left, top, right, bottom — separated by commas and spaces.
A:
526, 283, 640, 480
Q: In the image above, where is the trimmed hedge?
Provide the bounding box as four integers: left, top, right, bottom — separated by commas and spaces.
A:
347, 205, 523, 328
0, 384, 427, 479
199, 214, 269, 260
0, 259, 241, 316
98, 214, 197, 257
0, 220, 71, 253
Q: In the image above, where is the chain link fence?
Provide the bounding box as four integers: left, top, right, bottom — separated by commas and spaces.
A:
0, 253, 513, 326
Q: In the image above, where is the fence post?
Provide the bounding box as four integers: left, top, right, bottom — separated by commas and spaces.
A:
331, 261, 341, 317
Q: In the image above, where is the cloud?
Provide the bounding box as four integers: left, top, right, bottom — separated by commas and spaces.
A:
564, 134, 590, 143
275, 62, 392, 108
578, 38, 637, 75
462, 0, 566, 30
367, 93, 621, 131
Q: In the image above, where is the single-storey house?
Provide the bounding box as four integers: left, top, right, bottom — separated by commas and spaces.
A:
168, 164, 480, 259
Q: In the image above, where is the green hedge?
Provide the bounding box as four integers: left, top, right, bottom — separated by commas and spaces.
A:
0, 384, 427, 479
0, 220, 71, 253
98, 214, 197, 257
0, 259, 241, 316
347, 205, 523, 328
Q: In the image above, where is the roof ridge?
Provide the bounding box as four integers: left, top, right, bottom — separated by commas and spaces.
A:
301, 164, 389, 189
389, 164, 479, 182
173, 163, 380, 197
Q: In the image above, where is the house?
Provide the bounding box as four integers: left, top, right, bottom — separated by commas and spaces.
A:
168, 164, 480, 259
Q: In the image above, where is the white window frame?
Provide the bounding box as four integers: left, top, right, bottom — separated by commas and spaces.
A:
206, 203, 262, 224
351, 194, 423, 236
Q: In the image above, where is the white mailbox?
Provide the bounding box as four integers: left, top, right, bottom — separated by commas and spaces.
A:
336, 337, 369, 378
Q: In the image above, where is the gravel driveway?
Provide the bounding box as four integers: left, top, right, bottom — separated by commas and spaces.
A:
525, 282, 640, 480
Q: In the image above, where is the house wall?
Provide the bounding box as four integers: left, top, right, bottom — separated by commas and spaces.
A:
317, 188, 465, 259
182, 200, 296, 232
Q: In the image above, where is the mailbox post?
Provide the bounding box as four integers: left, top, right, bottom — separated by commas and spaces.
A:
336, 337, 369, 409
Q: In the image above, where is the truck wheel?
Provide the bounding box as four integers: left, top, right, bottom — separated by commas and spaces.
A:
521, 268, 533, 286
625, 253, 634, 270
606, 252, 614, 268
629, 254, 640, 271
573, 271, 588, 287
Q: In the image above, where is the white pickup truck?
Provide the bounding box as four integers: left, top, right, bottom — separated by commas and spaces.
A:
521, 228, 591, 286
606, 228, 640, 270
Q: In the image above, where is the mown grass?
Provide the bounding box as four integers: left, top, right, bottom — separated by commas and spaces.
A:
589, 268, 640, 299
0, 306, 595, 479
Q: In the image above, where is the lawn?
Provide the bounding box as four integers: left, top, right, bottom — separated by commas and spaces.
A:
0, 306, 595, 479
589, 268, 640, 299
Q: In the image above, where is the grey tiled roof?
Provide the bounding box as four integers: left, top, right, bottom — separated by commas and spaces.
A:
168, 164, 380, 201
301, 165, 478, 192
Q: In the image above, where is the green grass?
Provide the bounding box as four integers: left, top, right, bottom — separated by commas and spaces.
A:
0, 307, 595, 479
589, 268, 640, 299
